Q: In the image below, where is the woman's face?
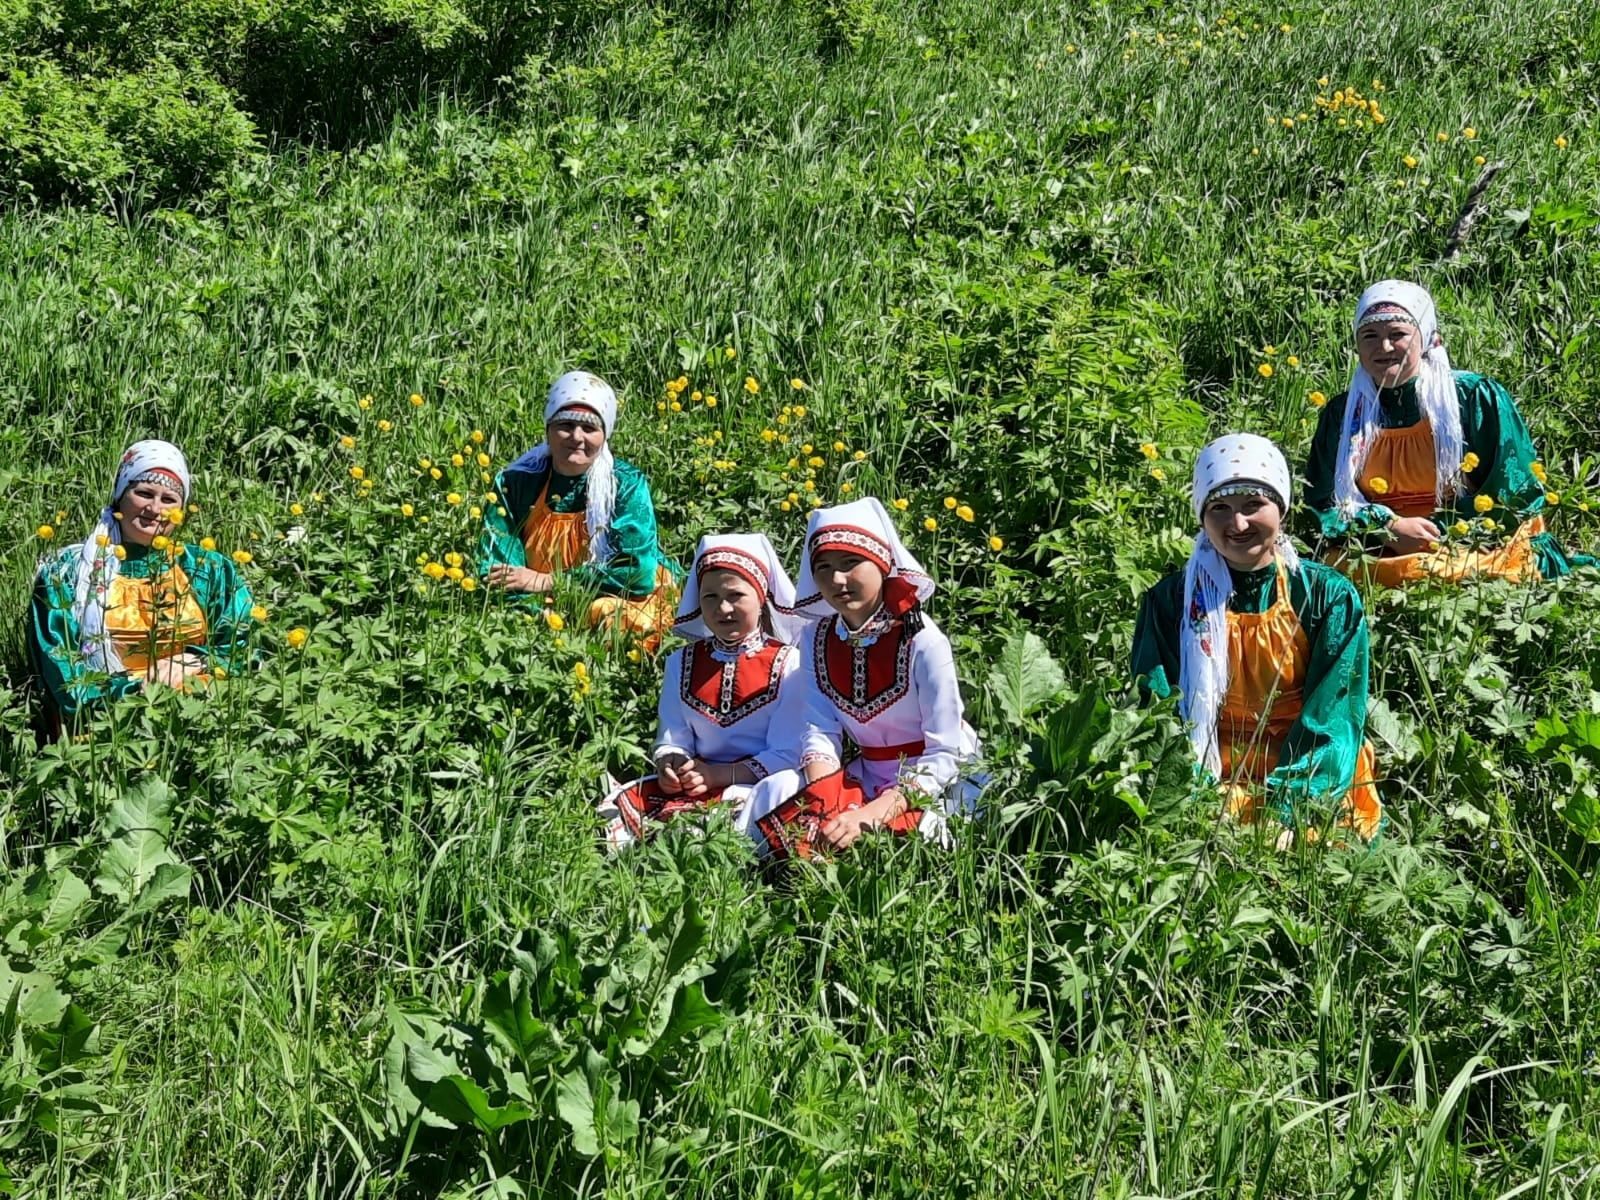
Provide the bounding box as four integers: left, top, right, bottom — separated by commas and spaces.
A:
547, 415, 606, 477
116, 479, 184, 547
1356, 319, 1424, 389
1202, 492, 1283, 571
697, 569, 764, 643
811, 549, 886, 628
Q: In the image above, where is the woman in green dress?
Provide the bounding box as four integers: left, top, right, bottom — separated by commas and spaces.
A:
1132, 434, 1381, 843
1305, 279, 1582, 585
479, 370, 681, 645
28, 440, 254, 726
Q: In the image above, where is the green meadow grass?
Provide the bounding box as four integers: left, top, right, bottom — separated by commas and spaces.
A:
1, 0, 1599, 1195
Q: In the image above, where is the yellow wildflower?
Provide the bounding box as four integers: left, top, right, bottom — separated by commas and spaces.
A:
943, 496, 958, 510
1451, 520, 1471, 536
706, 396, 718, 408
1531, 461, 1547, 484
1309, 391, 1328, 408
988, 535, 1004, 551
807, 456, 824, 469
1150, 467, 1167, 482
1555, 136, 1568, 149
790, 378, 807, 390
544, 610, 565, 632
471, 430, 485, 444
793, 405, 807, 418
359, 394, 373, 409
200, 536, 216, 551
401, 503, 415, 517
956, 504, 975, 523
1257, 363, 1274, 378
1474, 155, 1487, 167
460, 577, 478, 592
447, 492, 463, 506
1139, 442, 1158, 460
423, 562, 446, 580
670, 401, 683, 413
744, 377, 760, 395
1368, 476, 1390, 496
1461, 452, 1481, 472
780, 500, 793, 512
166, 507, 185, 526
852, 450, 866, 462
832, 440, 846, 453
36, 523, 55, 540
893, 498, 909, 511
1435, 131, 1450, 143
95, 533, 109, 547
446, 566, 464, 582
410, 393, 424, 407
475, 452, 491, 469
1545, 491, 1561, 506
1473, 493, 1495, 513
470, 506, 482, 519
1262, 345, 1276, 356
1286, 355, 1301, 368
113, 545, 126, 560
232, 549, 253, 565
378, 419, 393, 432
152, 535, 171, 551
250, 604, 268, 622
1463, 127, 1477, 139
447, 453, 462, 468
350, 466, 366, 480
724, 346, 737, 360
1403, 155, 1419, 169
340, 435, 356, 450
286, 627, 309, 649
290, 503, 304, 517
430, 468, 443, 481
923, 517, 938, 532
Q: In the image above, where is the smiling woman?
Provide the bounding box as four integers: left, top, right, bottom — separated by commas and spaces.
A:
1132, 434, 1381, 845
478, 371, 682, 645
26, 439, 255, 729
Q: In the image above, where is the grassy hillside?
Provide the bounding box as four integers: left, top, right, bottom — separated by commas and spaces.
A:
1, 0, 1599, 1195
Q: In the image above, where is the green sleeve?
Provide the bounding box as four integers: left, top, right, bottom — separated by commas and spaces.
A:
27, 552, 141, 717
1130, 574, 1183, 702
568, 463, 667, 598
1264, 564, 1369, 823
1303, 393, 1396, 542
477, 468, 533, 572
1458, 374, 1544, 516
187, 548, 256, 674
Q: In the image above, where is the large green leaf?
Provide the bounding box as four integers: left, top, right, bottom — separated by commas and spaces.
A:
94, 778, 180, 903
0, 957, 69, 1029
987, 631, 1067, 726
422, 1075, 534, 1133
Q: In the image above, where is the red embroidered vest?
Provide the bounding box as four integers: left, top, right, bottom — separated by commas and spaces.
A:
812, 617, 914, 723
679, 638, 792, 726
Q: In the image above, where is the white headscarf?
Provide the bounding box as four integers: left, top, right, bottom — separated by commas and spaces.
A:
506, 371, 621, 565
73, 440, 192, 674
673, 533, 806, 644
1333, 280, 1464, 517
1181, 434, 1301, 779
793, 498, 935, 620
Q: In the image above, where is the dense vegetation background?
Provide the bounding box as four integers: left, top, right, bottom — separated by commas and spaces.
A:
2, 0, 1600, 1194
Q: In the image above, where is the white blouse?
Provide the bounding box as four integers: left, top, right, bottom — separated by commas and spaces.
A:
653, 635, 802, 779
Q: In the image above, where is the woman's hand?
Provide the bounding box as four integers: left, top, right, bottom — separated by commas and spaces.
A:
656, 754, 689, 795
1385, 516, 1442, 555
485, 565, 553, 593
818, 787, 909, 851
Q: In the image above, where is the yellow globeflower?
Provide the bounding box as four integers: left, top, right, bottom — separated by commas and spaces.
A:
988, 535, 1004, 551
760, 429, 778, 443
232, 549, 253, 565
95, 532, 109, 547
350, 466, 366, 480
1473, 493, 1495, 513
166, 507, 185, 526
430, 468, 443, 480
1474, 155, 1486, 167
1461, 452, 1481, 472
793, 405, 807, 417
447, 492, 463, 506
956, 504, 975, 523
286, 627, 309, 649
378, 419, 393, 432
36, 524, 55, 540
409, 392, 424, 407
544, 610, 565, 632
779, 500, 792, 512
1545, 491, 1561, 506
152, 535, 172, 551
1402, 154, 1419, 169
471, 429, 485, 444
1257, 363, 1274, 378
1150, 467, 1167, 482
1530, 461, 1547, 484
893, 498, 909, 511
943, 496, 958, 510
706, 396, 718, 408
476, 452, 491, 468
460, 577, 478, 592
446, 566, 465, 581
113, 545, 126, 560
1139, 442, 1158, 460
724, 347, 737, 360
1286, 355, 1301, 368
807, 456, 825, 469
1368, 476, 1390, 495
744, 377, 760, 395
448, 453, 463, 468
340, 435, 356, 450
250, 604, 268, 622
423, 562, 446, 580
832, 440, 846, 453
923, 517, 938, 531
401, 503, 415, 517
790, 378, 807, 390
1309, 391, 1328, 408
1555, 136, 1568, 150
1435, 131, 1450, 143
200, 536, 216, 551
853, 450, 866, 462
1451, 520, 1471, 536
470, 506, 482, 519
359, 394, 373, 409
1463, 126, 1477, 140
444, 552, 464, 568
289, 502, 304, 517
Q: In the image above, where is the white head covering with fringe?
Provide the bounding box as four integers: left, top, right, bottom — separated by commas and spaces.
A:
507, 371, 621, 566
1333, 280, 1464, 517
793, 498, 935, 620
674, 532, 806, 644
1181, 434, 1301, 779
73, 440, 192, 675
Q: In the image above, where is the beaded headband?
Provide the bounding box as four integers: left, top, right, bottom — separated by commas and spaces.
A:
1356, 302, 1418, 331
548, 406, 604, 430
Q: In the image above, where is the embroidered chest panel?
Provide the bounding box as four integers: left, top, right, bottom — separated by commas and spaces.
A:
814, 618, 914, 723
680, 639, 792, 727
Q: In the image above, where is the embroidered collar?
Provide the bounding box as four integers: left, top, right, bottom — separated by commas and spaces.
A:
833, 605, 895, 647
708, 629, 768, 662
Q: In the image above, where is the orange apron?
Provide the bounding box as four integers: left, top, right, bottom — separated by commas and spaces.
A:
520, 483, 679, 645
105, 566, 210, 677
1327, 420, 1541, 587
1219, 560, 1382, 841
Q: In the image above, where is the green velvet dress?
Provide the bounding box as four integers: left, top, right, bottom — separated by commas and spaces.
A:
1304, 372, 1582, 577
1131, 559, 1372, 825
29, 542, 255, 718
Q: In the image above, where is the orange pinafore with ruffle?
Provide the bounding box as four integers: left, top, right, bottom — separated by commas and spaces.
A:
1219, 560, 1382, 842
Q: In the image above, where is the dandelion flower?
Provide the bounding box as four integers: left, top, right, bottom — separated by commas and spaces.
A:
286, 627, 309, 649
1309, 390, 1328, 408
956, 504, 975, 523
232, 549, 253, 565
1139, 442, 1159, 460
923, 517, 938, 532
250, 604, 268, 622
1257, 363, 1274, 379
1473, 493, 1495, 513
988, 535, 1004, 551
36, 524, 54, 540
